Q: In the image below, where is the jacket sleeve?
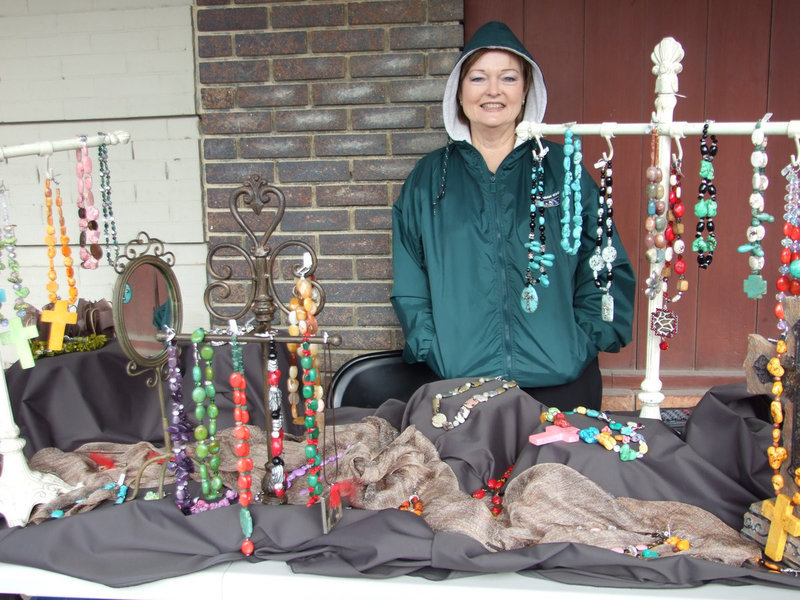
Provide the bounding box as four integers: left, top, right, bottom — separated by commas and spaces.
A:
572, 168, 636, 353
390, 174, 442, 371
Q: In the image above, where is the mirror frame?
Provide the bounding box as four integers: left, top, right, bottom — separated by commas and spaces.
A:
113, 253, 183, 369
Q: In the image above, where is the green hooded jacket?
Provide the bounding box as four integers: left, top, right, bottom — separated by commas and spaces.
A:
390, 22, 636, 387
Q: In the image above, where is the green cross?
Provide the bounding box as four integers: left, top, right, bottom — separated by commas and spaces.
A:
0, 316, 38, 369
743, 274, 767, 299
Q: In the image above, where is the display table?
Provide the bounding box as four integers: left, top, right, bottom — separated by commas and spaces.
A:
2, 559, 800, 600
1, 343, 799, 594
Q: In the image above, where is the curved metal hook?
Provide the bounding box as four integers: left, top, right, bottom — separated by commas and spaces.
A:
599, 122, 616, 162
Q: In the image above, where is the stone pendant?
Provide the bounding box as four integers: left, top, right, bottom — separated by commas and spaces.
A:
601, 293, 614, 322
521, 284, 539, 313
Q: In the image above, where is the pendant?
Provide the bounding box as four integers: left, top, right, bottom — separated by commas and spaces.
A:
601, 293, 614, 322
520, 284, 539, 313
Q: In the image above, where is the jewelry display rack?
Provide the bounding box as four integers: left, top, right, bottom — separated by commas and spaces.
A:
151, 173, 342, 504
0, 131, 131, 527
519, 37, 800, 419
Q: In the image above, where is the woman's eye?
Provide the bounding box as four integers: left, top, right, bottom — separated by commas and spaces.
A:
469, 75, 486, 83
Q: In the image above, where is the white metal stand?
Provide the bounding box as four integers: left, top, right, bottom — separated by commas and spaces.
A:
519, 37, 800, 419
0, 130, 131, 527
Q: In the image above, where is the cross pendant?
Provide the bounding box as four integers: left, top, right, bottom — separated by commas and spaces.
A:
41, 299, 78, 351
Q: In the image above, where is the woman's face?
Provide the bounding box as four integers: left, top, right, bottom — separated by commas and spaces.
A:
458, 50, 526, 137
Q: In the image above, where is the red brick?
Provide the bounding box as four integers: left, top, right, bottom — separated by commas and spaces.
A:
315, 133, 386, 156
312, 81, 385, 105
429, 50, 460, 75
271, 4, 346, 28
278, 257, 353, 280
351, 106, 425, 129
200, 60, 270, 84
389, 78, 446, 102
201, 112, 272, 134
241, 136, 311, 158
204, 138, 237, 159
389, 24, 462, 49
316, 184, 390, 206
198, 35, 233, 58
273, 56, 345, 81
237, 84, 308, 107
280, 209, 349, 231
205, 162, 275, 184
274, 109, 347, 132
277, 160, 350, 183
197, 7, 267, 31
334, 326, 393, 349
428, 0, 463, 22
355, 257, 393, 279
350, 52, 424, 77
349, 1, 423, 25
353, 158, 418, 181
355, 207, 392, 230
391, 131, 446, 155
357, 306, 400, 326
201, 87, 235, 109
235, 31, 307, 56
320, 233, 390, 256
310, 29, 384, 53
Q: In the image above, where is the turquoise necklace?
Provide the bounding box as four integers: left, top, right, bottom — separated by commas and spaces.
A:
560, 128, 583, 255
521, 146, 555, 313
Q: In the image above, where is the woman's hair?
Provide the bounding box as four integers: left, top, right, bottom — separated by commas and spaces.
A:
456, 48, 533, 127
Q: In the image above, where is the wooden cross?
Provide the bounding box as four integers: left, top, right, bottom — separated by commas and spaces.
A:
0, 316, 39, 369
529, 425, 580, 446
40, 299, 77, 351
761, 493, 800, 561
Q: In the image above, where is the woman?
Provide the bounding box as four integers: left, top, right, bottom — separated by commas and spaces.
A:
391, 22, 636, 410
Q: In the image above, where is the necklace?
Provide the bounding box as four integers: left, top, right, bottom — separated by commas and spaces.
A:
43, 178, 78, 306
472, 464, 514, 517
776, 163, 800, 326
693, 123, 718, 269
542, 406, 648, 462
589, 158, 616, 321
300, 337, 323, 506
97, 143, 120, 267
431, 377, 517, 430
644, 129, 666, 265
190, 329, 222, 501
521, 146, 554, 314
230, 334, 254, 556
165, 334, 194, 514
560, 128, 583, 255
264, 334, 287, 499
75, 140, 100, 270
0, 185, 31, 321
738, 118, 774, 299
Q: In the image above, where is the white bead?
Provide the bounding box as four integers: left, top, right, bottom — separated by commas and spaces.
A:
749, 192, 765, 211
753, 173, 769, 190
673, 239, 685, 254
747, 225, 765, 242
751, 129, 766, 146
749, 255, 765, 271
751, 150, 768, 168
664, 247, 674, 262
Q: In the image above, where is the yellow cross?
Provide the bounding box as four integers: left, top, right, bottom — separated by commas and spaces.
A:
0, 316, 39, 369
41, 299, 77, 351
761, 493, 800, 562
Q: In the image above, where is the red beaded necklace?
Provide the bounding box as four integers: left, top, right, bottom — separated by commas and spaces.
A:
472, 464, 514, 517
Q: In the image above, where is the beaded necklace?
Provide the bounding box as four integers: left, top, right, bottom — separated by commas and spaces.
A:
190, 329, 222, 500
776, 163, 800, 313
521, 146, 554, 314
542, 406, 648, 462
300, 337, 323, 506
738, 119, 774, 299
431, 377, 517, 430
471, 464, 514, 517
560, 128, 583, 255
75, 140, 100, 269
265, 335, 287, 498
165, 334, 194, 514
589, 158, 617, 321
644, 129, 666, 265
0, 185, 32, 322
693, 123, 718, 269
230, 335, 254, 556
43, 178, 78, 307
97, 143, 119, 267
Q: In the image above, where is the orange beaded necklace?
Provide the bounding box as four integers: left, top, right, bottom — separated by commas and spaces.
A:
43, 178, 78, 306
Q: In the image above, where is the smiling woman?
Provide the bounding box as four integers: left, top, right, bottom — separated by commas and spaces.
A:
390, 21, 636, 412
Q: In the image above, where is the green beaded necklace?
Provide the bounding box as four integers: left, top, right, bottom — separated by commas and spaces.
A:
191, 328, 222, 500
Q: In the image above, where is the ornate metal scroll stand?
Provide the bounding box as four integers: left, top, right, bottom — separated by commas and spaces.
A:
158, 174, 341, 505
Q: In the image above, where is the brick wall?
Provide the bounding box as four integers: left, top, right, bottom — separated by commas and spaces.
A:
195, 0, 464, 369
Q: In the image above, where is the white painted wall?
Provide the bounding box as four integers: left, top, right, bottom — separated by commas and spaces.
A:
0, 0, 209, 365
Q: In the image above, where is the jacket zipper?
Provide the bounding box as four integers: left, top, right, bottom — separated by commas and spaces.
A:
488, 172, 514, 377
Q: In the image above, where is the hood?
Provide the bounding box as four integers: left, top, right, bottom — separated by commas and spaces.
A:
443, 21, 547, 144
